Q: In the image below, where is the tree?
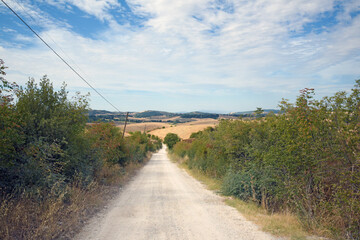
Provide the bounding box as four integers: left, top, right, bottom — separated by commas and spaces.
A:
164, 133, 180, 149
0, 60, 24, 190
1, 75, 94, 191
0, 59, 18, 104
254, 107, 264, 118
86, 122, 126, 166
170, 81, 360, 237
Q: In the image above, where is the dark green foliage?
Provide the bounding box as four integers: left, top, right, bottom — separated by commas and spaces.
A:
0, 60, 25, 190
172, 141, 191, 158
150, 134, 163, 151
254, 107, 264, 118
0, 75, 95, 192
164, 133, 181, 149
181, 112, 219, 119
0, 60, 162, 196
189, 131, 201, 138
87, 123, 162, 168
222, 170, 253, 200
172, 81, 360, 239
134, 110, 175, 118
0, 60, 163, 240
126, 131, 162, 162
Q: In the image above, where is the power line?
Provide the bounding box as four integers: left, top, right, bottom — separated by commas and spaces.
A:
12, 0, 89, 81
1, 0, 122, 113
12, 0, 103, 104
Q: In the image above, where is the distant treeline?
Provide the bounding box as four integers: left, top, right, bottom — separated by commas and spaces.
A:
181, 112, 219, 119
134, 110, 177, 118
172, 83, 360, 239
89, 109, 281, 123
88, 115, 143, 123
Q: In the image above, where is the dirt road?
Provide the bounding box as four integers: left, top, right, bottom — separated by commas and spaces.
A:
75, 146, 275, 240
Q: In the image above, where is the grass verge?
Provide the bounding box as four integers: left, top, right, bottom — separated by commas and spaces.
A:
0, 158, 150, 240
168, 152, 322, 240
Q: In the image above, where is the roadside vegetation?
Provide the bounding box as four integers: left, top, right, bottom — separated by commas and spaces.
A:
170, 82, 360, 239
170, 154, 310, 239
0, 59, 162, 239
163, 132, 181, 149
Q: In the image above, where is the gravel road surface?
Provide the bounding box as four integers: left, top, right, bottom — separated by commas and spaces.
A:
75, 146, 276, 240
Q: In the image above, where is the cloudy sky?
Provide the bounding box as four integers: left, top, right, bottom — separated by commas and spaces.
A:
1, 0, 360, 112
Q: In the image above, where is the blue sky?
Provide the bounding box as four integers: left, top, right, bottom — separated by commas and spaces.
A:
1, 0, 360, 113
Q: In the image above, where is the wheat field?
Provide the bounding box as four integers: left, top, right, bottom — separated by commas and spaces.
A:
148, 119, 218, 139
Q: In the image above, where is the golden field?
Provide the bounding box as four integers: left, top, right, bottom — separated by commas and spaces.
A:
148, 119, 218, 139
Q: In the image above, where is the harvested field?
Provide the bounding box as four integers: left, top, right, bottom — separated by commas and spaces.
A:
149, 119, 218, 139
182, 119, 218, 126
118, 122, 171, 135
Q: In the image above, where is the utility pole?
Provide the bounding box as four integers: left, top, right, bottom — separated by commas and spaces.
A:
122, 112, 129, 139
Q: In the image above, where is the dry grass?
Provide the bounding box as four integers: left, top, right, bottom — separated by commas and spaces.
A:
182, 119, 218, 126
0, 183, 103, 240
149, 119, 218, 139
224, 198, 317, 240
168, 153, 320, 240
0, 161, 148, 240
118, 122, 171, 136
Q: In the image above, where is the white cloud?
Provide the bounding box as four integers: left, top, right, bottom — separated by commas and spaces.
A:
2, 27, 16, 33
1, 0, 360, 111
65, 0, 120, 22
4, 0, 67, 29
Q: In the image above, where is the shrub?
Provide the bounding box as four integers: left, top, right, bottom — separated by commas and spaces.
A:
171, 80, 360, 239
1, 75, 93, 192
172, 141, 191, 158
0, 60, 163, 239
164, 133, 180, 149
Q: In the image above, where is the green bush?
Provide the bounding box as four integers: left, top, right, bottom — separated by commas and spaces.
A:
164, 133, 180, 149
172, 141, 191, 158
0, 60, 164, 239
0, 74, 95, 192
0, 65, 162, 194
222, 170, 252, 200
172, 80, 360, 239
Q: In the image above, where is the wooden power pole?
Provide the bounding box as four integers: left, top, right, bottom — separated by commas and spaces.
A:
122, 112, 129, 139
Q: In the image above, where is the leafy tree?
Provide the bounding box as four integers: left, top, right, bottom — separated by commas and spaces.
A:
164, 133, 180, 149
16, 76, 89, 144
171, 81, 360, 238
254, 107, 264, 118
0, 60, 165, 239
1, 75, 94, 191
0, 60, 24, 190
86, 122, 126, 166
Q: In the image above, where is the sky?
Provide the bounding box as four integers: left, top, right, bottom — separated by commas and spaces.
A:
0, 0, 360, 113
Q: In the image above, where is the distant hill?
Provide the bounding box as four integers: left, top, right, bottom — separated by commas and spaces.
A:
231, 109, 280, 115
181, 111, 219, 119
88, 109, 123, 116
87, 109, 281, 123
134, 110, 176, 118
133, 110, 220, 119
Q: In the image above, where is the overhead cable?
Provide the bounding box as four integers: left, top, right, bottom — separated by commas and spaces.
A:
1, 0, 122, 113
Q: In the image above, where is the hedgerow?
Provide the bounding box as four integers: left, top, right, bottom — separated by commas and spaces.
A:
172, 82, 360, 239
0, 59, 162, 239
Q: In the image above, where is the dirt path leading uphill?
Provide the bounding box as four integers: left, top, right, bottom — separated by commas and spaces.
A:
75, 146, 276, 240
